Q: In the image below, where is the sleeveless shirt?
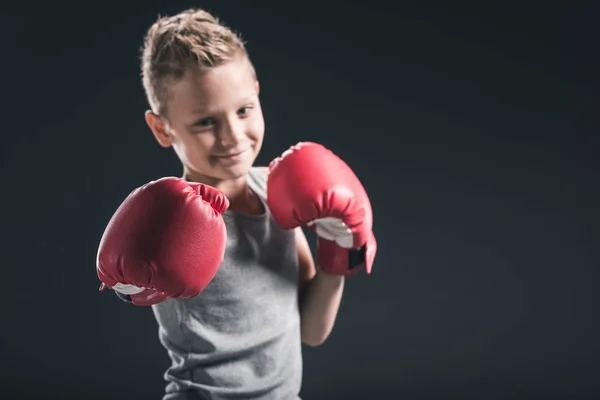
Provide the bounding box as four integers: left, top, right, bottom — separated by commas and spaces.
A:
151, 168, 303, 400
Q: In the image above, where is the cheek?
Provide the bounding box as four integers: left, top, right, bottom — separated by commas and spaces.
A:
248, 113, 265, 142
174, 133, 214, 165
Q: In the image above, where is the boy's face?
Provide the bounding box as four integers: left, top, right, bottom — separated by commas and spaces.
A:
147, 56, 264, 183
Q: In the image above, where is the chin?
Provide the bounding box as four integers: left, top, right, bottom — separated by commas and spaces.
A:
204, 148, 259, 181
216, 163, 252, 180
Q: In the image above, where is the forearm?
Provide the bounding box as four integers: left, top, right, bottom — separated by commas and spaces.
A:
299, 269, 345, 347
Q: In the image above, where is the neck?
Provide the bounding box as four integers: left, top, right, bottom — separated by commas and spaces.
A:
183, 168, 262, 215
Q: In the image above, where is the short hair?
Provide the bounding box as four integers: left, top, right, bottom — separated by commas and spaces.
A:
141, 9, 252, 117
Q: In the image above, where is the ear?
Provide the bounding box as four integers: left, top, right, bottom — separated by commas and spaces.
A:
145, 110, 172, 148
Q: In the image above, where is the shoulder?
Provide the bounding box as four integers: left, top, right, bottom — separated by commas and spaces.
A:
247, 167, 269, 198
251, 166, 269, 176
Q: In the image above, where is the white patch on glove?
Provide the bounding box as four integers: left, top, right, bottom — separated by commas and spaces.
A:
112, 282, 145, 295
309, 217, 353, 248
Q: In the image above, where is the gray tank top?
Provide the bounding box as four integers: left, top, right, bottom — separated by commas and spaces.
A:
151, 168, 303, 400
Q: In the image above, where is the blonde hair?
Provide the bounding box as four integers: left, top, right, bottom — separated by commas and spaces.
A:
141, 9, 252, 117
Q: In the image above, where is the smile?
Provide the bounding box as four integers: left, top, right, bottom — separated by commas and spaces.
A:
218, 148, 246, 157
214, 148, 249, 163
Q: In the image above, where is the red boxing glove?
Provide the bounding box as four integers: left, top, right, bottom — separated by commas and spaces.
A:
96, 177, 229, 305
266, 142, 377, 276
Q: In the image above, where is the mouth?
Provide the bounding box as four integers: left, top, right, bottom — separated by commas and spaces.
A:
218, 149, 244, 158
214, 148, 249, 162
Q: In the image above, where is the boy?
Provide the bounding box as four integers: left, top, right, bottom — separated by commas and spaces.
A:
96, 8, 376, 399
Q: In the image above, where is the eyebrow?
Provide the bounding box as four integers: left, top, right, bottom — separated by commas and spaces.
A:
190, 94, 257, 115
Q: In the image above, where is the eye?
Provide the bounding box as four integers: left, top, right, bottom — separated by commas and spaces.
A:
238, 106, 253, 116
194, 117, 215, 127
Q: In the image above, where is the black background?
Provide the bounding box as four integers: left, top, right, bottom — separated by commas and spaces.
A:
2, 1, 599, 399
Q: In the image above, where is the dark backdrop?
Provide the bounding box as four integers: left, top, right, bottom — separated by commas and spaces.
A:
1, 2, 598, 399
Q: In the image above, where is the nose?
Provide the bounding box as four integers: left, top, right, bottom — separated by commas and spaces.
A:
218, 117, 243, 148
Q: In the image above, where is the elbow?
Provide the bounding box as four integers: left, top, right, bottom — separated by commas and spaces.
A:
301, 330, 329, 347
302, 337, 327, 347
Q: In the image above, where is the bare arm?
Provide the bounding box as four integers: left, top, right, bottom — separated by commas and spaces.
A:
257, 166, 344, 347
295, 227, 345, 347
